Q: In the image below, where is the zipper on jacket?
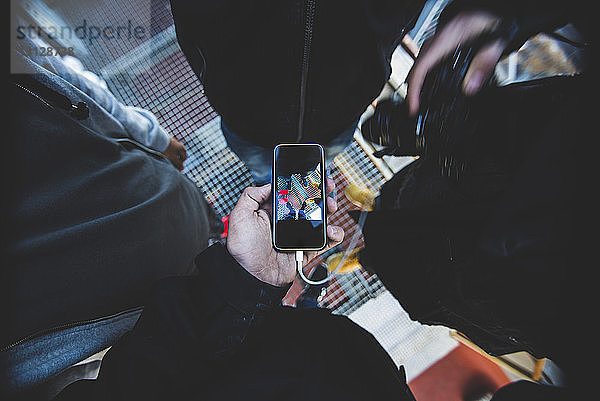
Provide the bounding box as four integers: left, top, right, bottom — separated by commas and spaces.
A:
13, 79, 162, 161
297, 0, 316, 142
12, 75, 89, 120
1, 306, 143, 352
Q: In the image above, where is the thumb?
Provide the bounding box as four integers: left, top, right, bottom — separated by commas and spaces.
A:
462, 38, 507, 95
313, 225, 345, 258
233, 184, 272, 213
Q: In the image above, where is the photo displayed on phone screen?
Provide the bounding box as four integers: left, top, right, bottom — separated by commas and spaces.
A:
273, 144, 326, 250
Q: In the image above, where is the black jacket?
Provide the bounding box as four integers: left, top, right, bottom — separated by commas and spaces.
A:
355, 66, 589, 400
54, 244, 416, 401
356, 1, 592, 396
3, 51, 210, 351
170, 0, 425, 149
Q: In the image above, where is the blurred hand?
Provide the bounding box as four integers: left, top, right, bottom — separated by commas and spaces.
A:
406, 11, 508, 116
162, 137, 187, 170
226, 178, 344, 287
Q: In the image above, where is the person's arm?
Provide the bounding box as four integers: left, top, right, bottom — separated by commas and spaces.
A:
54, 182, 343, 400
52, 243, 290, 401
44, 55, 187, 170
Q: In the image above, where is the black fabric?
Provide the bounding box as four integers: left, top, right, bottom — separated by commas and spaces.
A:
354, 75, 589, 398
491, 380, 569, 401
169, 0, 425, 149
3, 75, 210, 349
53, 244, 415, 401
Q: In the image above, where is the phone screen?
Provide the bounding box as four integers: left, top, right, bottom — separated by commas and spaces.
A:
272, 144, 327, 250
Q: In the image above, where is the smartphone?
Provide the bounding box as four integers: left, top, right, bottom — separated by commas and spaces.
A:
272, 143, 327, 251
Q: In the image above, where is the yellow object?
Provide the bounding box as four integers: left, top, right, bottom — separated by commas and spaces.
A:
325, 248, 362, 274
532, 358, 546, 381
344, 183, 376, 211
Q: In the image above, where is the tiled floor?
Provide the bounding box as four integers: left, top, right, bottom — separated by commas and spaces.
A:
347, 291, 458, 382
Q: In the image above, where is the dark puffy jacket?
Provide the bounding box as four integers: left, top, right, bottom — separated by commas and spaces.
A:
170, 0, 425, 148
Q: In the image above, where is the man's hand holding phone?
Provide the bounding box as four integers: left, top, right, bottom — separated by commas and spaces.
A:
227, 179, 344, 287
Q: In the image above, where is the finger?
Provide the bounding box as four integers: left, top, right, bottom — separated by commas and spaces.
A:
462, 38, 506, 95
233, 184, 272, 213
327, 224, 344, 244
305, 225, 345, 262
167, 154, 183, 170
406, 58, 428, 116
262, 197, 273, 216
406, 35, 456, 116
326, 176, 335, 195
326, 194, 338, 215
315, 225, 345, 259
325, 176, 338, 214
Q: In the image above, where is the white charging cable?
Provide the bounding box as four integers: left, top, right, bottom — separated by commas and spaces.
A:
296, 250, 330, 286
295, 210, 368, 286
